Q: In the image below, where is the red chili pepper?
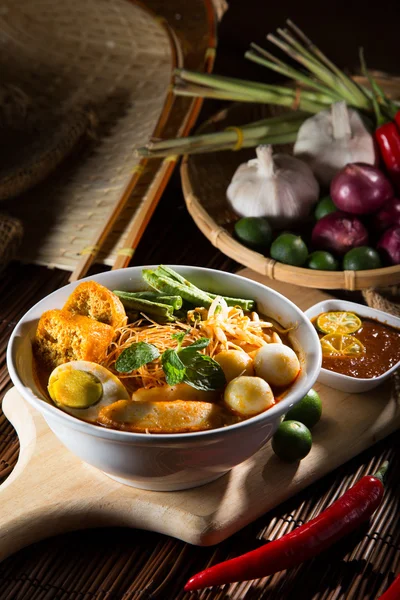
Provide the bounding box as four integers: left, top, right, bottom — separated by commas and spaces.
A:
394, 110, 400, 133
378, 574, 400, 600
184, 462, 388, 591
375, 123, 400, 192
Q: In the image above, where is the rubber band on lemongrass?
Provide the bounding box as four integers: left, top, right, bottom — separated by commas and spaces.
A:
292, 87, 302, 111
80, 245, 100, 256
225, 126, 244, 151
164, 155, 178, 163
117, 248, 135, 258
205, 47, 216, 61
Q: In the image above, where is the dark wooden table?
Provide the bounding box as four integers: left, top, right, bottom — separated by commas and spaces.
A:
0, 2, 399, 598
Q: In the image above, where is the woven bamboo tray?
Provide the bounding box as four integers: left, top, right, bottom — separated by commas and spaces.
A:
0, 0, 218, 272
181, 75, 400, 291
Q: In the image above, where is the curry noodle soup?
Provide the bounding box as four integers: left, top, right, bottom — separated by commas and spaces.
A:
32, 266, 302, 434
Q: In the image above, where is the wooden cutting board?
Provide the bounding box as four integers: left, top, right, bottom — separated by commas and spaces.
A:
0, 269, 399, 563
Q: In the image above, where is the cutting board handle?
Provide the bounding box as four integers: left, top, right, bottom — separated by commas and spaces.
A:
0, 390, 109, 562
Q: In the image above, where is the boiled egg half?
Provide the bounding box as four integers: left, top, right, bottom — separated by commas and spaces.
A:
48, 360, 129, 420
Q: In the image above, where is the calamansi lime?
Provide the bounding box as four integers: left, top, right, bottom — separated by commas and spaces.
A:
272, 420, 312, 462
314, 196, 337, 220
270, 233, 308, 266
343, 246, 382, 271
320, 333, 366, 357
316, 311, 362, 335
234, 217, 272, 251
307, 251, 339, 271
284, 388, 322, 429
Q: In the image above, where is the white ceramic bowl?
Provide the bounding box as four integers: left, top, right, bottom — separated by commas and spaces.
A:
7, 266, 321, 491
305, 299, 400, 393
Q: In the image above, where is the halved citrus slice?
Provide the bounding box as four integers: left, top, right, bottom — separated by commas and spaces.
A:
320, 333, 366, 357
316, 311, 362, 335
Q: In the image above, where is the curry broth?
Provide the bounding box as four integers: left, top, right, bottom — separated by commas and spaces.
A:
32, 309, 299, 430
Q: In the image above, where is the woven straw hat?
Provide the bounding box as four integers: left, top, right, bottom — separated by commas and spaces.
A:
0, 0, 220, 273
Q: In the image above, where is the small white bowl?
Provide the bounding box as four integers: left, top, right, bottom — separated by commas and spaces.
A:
305, 299, 400, 394
7, 265, 321, 491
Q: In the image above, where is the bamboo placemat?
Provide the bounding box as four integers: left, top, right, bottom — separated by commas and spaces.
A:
0, 260, 399, 599
0, 0, 217, 271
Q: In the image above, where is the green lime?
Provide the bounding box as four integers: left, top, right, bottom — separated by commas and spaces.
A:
272, 420, 312, 462
284, 389, 322, 429
307, 251, 339, 271
234, 217, 273, 251
270, 233, 308, 267
343, 246, 382, 271
315, 196, 337, 220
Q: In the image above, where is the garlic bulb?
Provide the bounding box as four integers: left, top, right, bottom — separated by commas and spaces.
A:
293, 101, 378, 187
226, 145, 319, 227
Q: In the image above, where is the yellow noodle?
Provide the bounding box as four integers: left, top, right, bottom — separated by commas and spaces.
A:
103, 307, 290, 393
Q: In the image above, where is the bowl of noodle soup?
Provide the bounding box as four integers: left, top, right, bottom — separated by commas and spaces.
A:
7, 266, 321, 491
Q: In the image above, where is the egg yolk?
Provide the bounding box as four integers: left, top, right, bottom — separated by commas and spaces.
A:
48, 369, 103, 408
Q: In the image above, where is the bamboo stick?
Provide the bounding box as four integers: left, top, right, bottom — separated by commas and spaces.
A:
111, 29, 219, 270
69, 17, 183, 281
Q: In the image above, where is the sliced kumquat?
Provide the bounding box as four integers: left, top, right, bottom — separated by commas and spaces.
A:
320, 333, 366, 357
316, 311, 362, 335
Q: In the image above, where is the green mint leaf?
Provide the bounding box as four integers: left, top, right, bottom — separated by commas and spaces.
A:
171, 331, 187, 350
181, 353, 226, 391
115, 342, 159, 373
161, 349, 186, 385
179, 337, 210, 361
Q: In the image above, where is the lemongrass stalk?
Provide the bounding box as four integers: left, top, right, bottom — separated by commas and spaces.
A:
146, 115, 307, 150
173, 86, 264, 103
176, 69, 297, 97
176, 81, 332, 106
266, 33, 357, 105
136, 131, 298, 158
277, 28, 322, 67
174, 85, 328, 113
286, 20, 368, 101
146, 119, 304, 152
245, 50, 342, 101
267, 33, 361, 106
173, 84, 330, 111
175, 69, 331, 103
285, 20, 370, 107
276, 26, 364, 104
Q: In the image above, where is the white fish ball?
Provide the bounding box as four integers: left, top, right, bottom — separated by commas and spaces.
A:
215, 350, 254, 382
224, 376, 275, 417
254, 343, 300, 387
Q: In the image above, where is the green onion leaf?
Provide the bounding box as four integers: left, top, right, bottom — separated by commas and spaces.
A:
115, 342, 160, 373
